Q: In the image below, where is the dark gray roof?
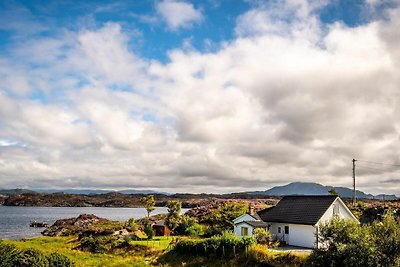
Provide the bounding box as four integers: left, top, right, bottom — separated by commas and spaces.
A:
236, 220, 270, 228
257, 195, 338, 225
249, 213, 262, 221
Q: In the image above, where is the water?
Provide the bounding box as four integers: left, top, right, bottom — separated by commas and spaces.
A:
0, 206, 186, 240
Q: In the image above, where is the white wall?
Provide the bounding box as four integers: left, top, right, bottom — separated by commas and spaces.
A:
288, 224, 316, 248
319, 198, 357, 224
234, 222, 254, 237
267, 223, 316, 248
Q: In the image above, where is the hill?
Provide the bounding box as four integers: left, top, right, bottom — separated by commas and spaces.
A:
0, 188, 37, 196
253, 182, 397, 200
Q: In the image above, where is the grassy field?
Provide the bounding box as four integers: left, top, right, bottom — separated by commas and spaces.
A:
131, 236, 173, 250
3, 236, 310, 267
3, 236, 159, 267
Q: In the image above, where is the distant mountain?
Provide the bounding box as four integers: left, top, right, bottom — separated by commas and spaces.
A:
33, 188, 167, 195
253, 182, 397, 200
0, 188, 37, 195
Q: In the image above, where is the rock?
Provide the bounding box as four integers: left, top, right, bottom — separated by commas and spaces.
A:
42, 214, 112, 236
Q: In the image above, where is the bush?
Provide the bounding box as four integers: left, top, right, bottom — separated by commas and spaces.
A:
241, 236, 256, 247
184, 223, 203, 237
0, 242, 73, 267
0, 242, 21, 267
15, 248, 49, 267
126, 217, 136, 231
253, 228, 273, 245
47, 252, 74, 267
78, 236, 105, 253
144, 225, 155, 239
174, 215, 202, 236
173, 231, 255, 256
307, 212, 400, 267
248, 244, 308, 267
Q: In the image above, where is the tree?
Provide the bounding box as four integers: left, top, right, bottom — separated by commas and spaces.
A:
140, 195, 155, 217
328, 188, 339, 196
165, 200, 182, 234
127, 217, 136, 230
308, 212, 400, 267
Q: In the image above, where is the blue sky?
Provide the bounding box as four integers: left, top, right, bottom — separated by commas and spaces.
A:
0, 0, 400, 194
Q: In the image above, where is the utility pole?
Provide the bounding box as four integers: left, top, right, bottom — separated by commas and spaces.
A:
352, 158, 357, 206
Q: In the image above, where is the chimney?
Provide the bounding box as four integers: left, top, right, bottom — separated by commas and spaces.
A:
248, 204, 255, 215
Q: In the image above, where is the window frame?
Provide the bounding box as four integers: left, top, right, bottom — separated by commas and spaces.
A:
284, 225, 289, 234
241, 226, 249, 236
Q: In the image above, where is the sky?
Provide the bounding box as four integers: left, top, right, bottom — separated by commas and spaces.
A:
0, 0, 400, 194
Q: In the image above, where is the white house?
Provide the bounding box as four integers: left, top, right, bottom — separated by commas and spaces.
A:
233, 213, 269, 237
233, 195, 358, 248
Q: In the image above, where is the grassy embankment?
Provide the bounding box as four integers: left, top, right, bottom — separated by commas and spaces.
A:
3, 236, 170, 266
3, 236, 310, 267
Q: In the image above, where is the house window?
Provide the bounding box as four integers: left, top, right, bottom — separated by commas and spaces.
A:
284, 226, 289, 234
278, 227, 281, 233
241, 227, 248, 236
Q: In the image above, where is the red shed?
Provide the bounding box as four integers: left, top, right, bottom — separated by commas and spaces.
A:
152, 220, 170, 236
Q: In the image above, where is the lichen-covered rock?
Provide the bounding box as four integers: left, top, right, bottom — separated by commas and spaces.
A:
42, 214, 120, 237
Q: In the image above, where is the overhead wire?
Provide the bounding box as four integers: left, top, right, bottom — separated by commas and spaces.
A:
357, 160, 400, 167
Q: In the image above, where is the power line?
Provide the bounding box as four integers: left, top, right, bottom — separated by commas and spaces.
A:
357, 160, 400, 167
357, 165, 400, 175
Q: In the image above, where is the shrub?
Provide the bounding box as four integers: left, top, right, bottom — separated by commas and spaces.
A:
47, 252, 74, 267
220, 231, 241, 248
78, 236, 105, 253
248, 244, 308, 267
15, 248, 49, 267
184, 223, 203, 237
127, 217, 136, 230
144, 225, 155, 239
173, 231, 255, 256
241, 236, 256, 247
0, 242, 73, 267
0, 242, 21, 267
253, 228, 273, 245
174, 215, 202, 236
307, 212, 400, 267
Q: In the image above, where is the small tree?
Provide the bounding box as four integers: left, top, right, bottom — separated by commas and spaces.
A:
144, 225, 155, 240
166, 200, 182, 234
328, 188, 339, 196
127, 217, 136, 230
140, 195, 155, 217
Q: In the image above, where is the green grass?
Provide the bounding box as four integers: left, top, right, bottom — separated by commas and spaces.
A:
3, 236, 309, 266
3, 236, 157, 267
131, 236, 173, 250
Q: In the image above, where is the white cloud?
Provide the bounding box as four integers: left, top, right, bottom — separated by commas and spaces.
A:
1, 2, 400, 194
156, 0, 203, 30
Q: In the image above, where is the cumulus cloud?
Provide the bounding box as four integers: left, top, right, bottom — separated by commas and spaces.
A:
156, 0, 203, 30
1, 1, 400, 194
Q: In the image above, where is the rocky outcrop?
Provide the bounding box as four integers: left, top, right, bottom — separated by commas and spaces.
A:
0, 194, 6, 205
42, 214, 123, 236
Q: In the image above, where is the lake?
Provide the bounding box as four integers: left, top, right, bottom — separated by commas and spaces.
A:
0, 206, 187, 240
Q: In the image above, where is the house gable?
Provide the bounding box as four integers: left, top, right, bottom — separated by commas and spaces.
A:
317, 197, 359, 225
233, 213, 259, 224
257, 195, 338, 225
